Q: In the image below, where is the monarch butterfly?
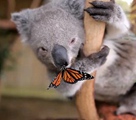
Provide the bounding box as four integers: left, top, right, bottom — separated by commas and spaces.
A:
47, 67, 94, 89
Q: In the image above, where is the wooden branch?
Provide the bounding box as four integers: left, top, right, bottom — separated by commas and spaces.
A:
75, 0, 109, 120
0, 19, 16, 29
30, 0, 43, 9
7, 0, 16, 19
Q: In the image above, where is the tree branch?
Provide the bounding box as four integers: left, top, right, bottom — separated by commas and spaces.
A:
75, 0, 109, 120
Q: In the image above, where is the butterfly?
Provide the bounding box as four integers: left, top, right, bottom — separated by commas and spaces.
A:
47, 67, 94, 89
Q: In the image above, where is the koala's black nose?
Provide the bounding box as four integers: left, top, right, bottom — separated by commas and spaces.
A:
52, 44, 68, 68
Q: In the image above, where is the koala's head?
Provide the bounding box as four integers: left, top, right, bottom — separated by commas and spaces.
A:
11, 4, 84, 70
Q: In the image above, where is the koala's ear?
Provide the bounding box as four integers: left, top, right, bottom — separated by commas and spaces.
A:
66, 0, 85, 19
11, 9, 33, 42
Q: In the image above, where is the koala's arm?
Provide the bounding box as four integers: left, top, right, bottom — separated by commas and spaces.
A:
85, 1, 130, 39
105, 4, 130, 39
71, 46, 109, 73
56, 0, 130, 40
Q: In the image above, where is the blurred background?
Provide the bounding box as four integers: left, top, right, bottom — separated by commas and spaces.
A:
0, 0, 136, 120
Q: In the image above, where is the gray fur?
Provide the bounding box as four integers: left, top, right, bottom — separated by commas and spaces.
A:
11, 0, 136, 115
115, 83, 136, 115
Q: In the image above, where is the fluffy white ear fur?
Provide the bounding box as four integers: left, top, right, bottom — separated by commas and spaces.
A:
11, 9, 35, 42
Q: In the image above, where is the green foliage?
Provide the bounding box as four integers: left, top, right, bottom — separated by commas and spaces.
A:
116, 0, 131, 12
0, 29, 17, 75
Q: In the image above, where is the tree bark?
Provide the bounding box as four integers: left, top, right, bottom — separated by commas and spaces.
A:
0, 19, 16, 29
75, 0, 109, 120
7, 0, 16, 19
30, 0, 43, 9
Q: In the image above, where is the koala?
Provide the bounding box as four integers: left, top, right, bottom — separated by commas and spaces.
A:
11, 0, 136, 116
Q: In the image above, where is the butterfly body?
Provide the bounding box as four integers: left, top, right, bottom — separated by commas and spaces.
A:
48, 67, 94, 89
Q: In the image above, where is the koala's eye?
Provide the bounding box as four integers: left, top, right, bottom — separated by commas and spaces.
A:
70, 38, 76, 44
40, 47, 47, 51
38, 47, 48, 55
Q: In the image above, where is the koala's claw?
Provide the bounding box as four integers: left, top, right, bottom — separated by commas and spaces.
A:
85, 1, 115, 22
89, 46, 109, 59
90, 1, 114, 9
89, 46, 110, 65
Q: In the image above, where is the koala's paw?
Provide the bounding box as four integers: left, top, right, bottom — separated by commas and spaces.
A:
89, 45, 110, 66
114, 106, 128, 115
114, 105, 136, 116
84, 0, 117, 23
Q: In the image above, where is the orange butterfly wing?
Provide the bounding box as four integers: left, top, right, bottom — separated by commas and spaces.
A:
47, 68, 94, 89
63, 70, 76, 83
62, 68, 83, 84
47, 72, 62, 89
62, 68, 94, 84
66, 68, 83, 79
